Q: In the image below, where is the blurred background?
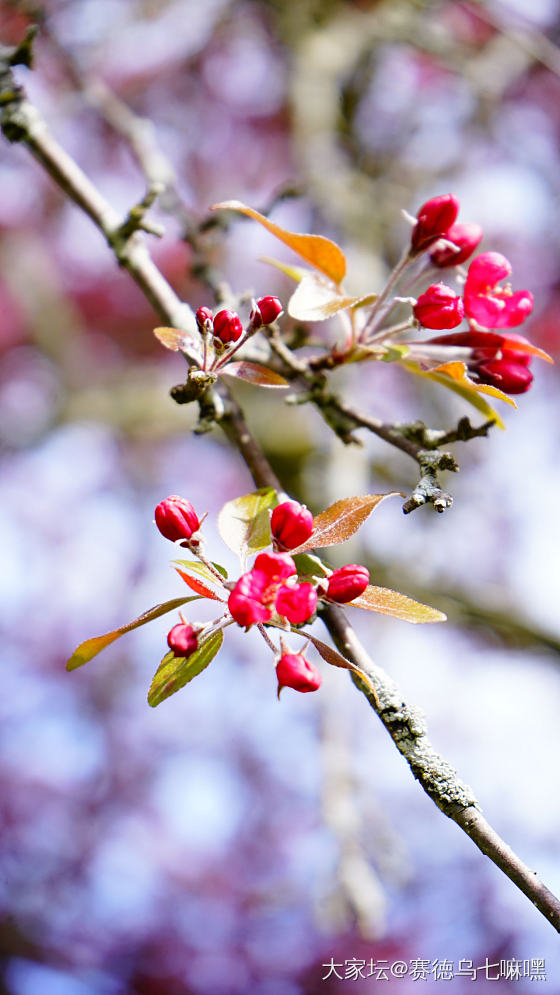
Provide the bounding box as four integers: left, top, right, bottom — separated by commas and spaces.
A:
1, 0, 560, 992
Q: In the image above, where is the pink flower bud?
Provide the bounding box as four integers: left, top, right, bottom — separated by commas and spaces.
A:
256, 296, 283, 325
276, 582, 318, 625
228, 570, 273, 627
326, 564, 370, 603
464, 252, 533, 329
271, 501, 314, 550
276, 652, 322, 693
196, 306, 214, 332
410, 194, 459, 253
213, 309, 243, 344
430, 222, 483, 268
155, 495, 201, 543
414, 284, 465, 330
167, 623, 199, 658
476, 357, 533, 394
253, 552, 297, 582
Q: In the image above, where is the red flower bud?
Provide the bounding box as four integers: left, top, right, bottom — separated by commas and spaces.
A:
276, 653, 322, 693
326, 564, 370, 603
155, 495, 201, 543
430, 222, 483, 268
276, 582, 317, 625
414, 284, 465, 330
464, 252, 533, 329
228, 570, 273, 627
196, 306, 214, 332
213, 309, 243, 344
271, 501, 314, 550
167, 623, 199, 658
476, 358, 534, 394
256, 296, 283, 325
410, 194, 459, 253
253, 552, 297, 582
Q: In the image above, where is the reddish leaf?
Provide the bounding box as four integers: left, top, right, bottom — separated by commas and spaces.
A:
148, 630, 224, 706
293, 493, 400, 553
211, 200, 347, 284
351, 585, 446, 623
221, 362, 289, 388
174, 569, 223, 600
66, 596, 201, 670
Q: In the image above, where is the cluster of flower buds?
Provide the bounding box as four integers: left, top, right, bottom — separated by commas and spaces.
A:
196, 306, 243, 346
195, 296, 283, 355
154, 495, 372, 695
405, 196, 544, 394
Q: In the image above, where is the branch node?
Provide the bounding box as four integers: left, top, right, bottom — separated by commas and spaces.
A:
110, 182, 165, 254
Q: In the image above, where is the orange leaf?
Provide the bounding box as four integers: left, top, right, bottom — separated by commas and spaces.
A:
432, 361, 517, 405
293, 493, 400, 553
351, 585, 446, 623
211, 200, 346, 285
403, 360, 508, 429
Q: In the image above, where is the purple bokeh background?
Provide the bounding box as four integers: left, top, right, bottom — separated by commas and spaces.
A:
1, 1, 560, 992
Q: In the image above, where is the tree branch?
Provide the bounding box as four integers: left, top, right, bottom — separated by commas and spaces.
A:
4, 46, 559, 933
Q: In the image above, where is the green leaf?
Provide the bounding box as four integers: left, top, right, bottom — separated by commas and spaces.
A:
211, 200, 347, 284
221, 362, 289, 388
381, 344, 410, 363
292, 493, 400, 553
217, 487, 278, 564
66, 596, 201, 671
351, 585, 446, 623
148, 630, 224, 707
259, 256, 308, 283
292, 552, 330, 579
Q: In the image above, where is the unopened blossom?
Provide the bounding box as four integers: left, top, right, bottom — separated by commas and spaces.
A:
430, 222, 483, 268
167, 623, 199, 658
276, 653, 322, 693
410, 194, 459, 253
255, 296, 283, 326
213, 309, 243, 344
155, 496, 200, 543
271, 500, 314, 550
414, 284, 465, 330
326, 564, 370, 603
